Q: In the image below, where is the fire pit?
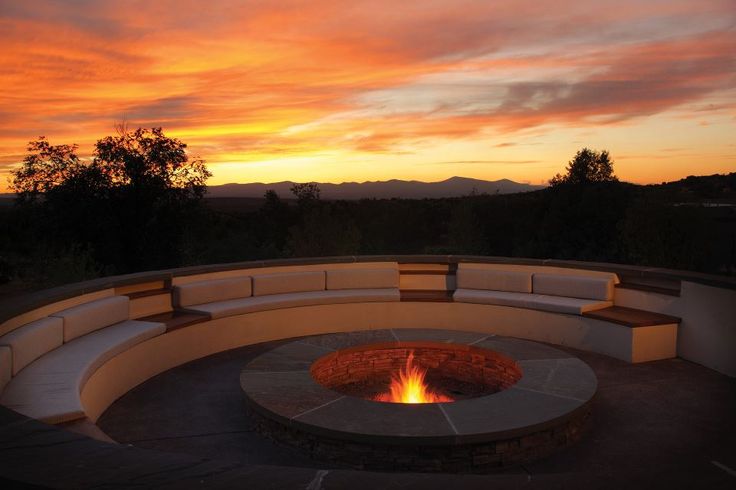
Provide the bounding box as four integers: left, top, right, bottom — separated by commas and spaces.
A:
310, 342, 522, 404
241, 329, 596, 472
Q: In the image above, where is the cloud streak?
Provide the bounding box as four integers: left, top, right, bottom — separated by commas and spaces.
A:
0, 0, 734, 189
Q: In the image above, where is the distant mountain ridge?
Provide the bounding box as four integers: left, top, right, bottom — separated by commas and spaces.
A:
3, 173, 733, 201
205, 176, 544, 199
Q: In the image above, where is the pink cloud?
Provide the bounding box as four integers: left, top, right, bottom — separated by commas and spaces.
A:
0, 0, 734, 186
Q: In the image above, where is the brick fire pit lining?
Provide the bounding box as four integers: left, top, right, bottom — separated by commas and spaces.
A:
240, 329, 597, 472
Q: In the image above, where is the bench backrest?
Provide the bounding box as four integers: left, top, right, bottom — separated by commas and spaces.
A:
174, 276, 252, 307
51, 296, 130, 342
0, 317, 63, 375
253, 271, 325, 296
533, 273, 613, 301
326, 268, 399, 290
457, 268, 614, 301
173, 267, 399, 304
457, 269, 532, 293
0, 296, 132, 388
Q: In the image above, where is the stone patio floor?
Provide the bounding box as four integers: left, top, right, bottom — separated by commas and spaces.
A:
91, 334, 736, 489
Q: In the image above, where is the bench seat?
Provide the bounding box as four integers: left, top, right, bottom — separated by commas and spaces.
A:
453, 289, 612, 315
0, 320, 165, 424
185, 288, 401, 319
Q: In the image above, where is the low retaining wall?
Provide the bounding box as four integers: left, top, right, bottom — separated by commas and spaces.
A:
1, 255, 734, 381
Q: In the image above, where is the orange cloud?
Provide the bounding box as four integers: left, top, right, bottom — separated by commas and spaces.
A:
1, 1, 734, 191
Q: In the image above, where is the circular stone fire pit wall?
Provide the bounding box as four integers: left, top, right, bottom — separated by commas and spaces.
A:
241, 330, 596, 473
311, 342, 522, 401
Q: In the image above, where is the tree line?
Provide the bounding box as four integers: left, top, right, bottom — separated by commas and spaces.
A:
0, 129, 733, 291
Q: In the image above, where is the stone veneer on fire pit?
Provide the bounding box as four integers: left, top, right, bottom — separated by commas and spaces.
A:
240, 328, 597, 472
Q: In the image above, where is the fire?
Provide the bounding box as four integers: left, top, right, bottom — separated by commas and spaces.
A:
375, 351, 453, 404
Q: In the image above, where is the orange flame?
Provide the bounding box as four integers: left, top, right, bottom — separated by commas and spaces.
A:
375, 352, 453, 404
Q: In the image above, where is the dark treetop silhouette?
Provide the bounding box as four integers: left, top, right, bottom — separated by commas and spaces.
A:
1, 136, 733, 293
549, 148, 617, 186
7, 127, 211, 278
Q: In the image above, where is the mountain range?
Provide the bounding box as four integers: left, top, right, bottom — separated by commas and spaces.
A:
205, 177, 544, 200
2, 173, 734, 201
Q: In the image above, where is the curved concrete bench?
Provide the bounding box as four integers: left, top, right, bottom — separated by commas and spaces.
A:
0, 296, 165, 423
175, 268, 401, 319
1, 255, 734, 489
453, 268, 614, 315
0, 259, 684, 432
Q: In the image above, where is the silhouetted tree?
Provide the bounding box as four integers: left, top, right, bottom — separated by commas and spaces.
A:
290, 182, 320, 206
94, 127, 211, 270
11, 137, 109, 203
9, 127, 211, 273
285, 182, 363, 256
257, 190, 293, 255
94, 126, 210, 199
4, 135, 733, 292
549, 148, 617, 186
262, 189, 288, 214
12, 128, 210, 203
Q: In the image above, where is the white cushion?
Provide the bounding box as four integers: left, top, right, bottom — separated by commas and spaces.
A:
0, 320, 165, 424
453, 289, 611, 315
173, 276, 252, 307
0, 317, 63, 375
453, 289, 529, 309
456, 269, 532, 293
326, 268, 399, 290
533, 273, 613, 301
525, 295, 612, 315
0, 346, 10, 393
51, 296, 130, 342
189, 289, 400, 319
253, 271, 325, 296
458, 263, 619, 283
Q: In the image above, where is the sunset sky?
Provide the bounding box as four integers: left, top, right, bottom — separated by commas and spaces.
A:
1, 0, 734, 192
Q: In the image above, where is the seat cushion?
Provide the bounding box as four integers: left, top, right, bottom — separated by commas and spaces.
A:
173, 276, 252, 307
533, 273, 614, 301
0, 317, 64, 375
189, 289, 400, 319
453, 289, 612, 315
326, 268, 399, 290
525, 294, 612, 315
51, 296, 130, 342
0, 346, 10, 393
456, 269, 532, 293
453, 289, 530, 309
0, 320, 165, 424
253, 271, 325, 296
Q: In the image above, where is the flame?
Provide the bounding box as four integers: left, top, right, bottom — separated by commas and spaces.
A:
375, 351, 453, 404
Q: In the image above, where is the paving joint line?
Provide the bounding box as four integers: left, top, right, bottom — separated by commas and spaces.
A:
292, 396, 346, 420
